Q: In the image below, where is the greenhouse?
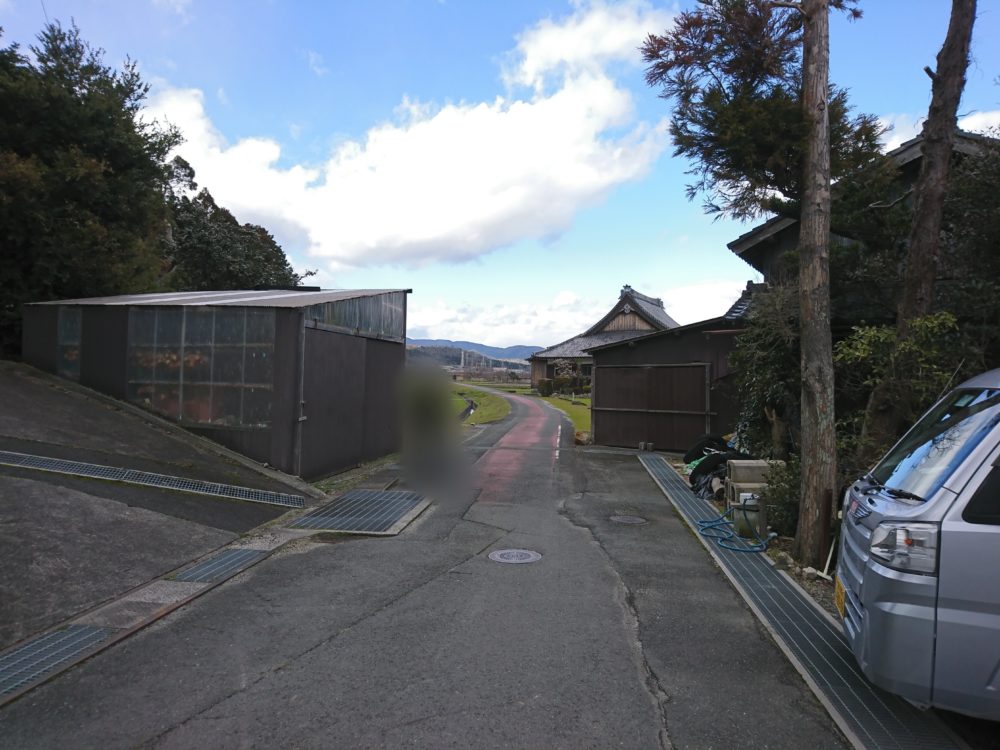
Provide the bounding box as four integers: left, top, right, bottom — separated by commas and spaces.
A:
23, 289, 410, 478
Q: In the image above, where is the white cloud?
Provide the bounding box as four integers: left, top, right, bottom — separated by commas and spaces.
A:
406, 279, 753, 348
879, 109, 1000, 151
144, 0, 673, 271
152, 0, 192, 17
660, 280, 750, 326
958, 110, 1000, 135
408, 294, 602, 348
305, 50, 328, 77
878, 113, 923, 151
504, 0, 673, 93
216, 87, 228, 106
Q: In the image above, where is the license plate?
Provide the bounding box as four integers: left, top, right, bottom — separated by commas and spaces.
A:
834, 575, 846, 620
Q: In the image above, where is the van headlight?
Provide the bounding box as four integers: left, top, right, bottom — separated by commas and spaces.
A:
869, 522, 939, 575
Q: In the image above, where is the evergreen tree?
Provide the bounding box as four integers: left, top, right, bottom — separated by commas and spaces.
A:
0, 22, 180, 356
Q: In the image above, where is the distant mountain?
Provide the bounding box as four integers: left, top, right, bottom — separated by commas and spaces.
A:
406, 345, 463, 367
407, 339, 542, 361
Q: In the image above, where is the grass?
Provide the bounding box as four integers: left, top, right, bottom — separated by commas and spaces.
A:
312, 452, 399, 495
540, 395, 591, 433
453, 383, 512, 425
459, 379, 533, 395
452, 391, 472, 416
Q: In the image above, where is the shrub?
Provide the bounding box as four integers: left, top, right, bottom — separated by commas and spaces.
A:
537, 378, 554, 396
553, 376, 574, 393
760, 455, 800, 537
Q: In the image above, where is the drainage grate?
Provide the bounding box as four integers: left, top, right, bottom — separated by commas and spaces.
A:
0, 625, 114, 697
638, 454, 964, 750
289, 489, 425, 534
488, 549, 542, 564
0, 450, 304, 508
174, 548, 267, 583
610, 515, 647, 525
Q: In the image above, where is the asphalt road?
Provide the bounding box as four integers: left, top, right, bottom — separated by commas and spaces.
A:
0, 392, 846, 748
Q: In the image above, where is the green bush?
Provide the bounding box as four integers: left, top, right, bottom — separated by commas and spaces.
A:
537, 378, 554, 396
760, 455, 800, 537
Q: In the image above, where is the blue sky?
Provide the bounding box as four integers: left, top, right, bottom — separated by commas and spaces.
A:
2, 0, 999, 346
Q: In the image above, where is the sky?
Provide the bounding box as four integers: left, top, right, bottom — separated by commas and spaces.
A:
2, 0, 999, 348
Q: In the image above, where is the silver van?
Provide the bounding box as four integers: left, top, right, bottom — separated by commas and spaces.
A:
836, 369, 1000, 720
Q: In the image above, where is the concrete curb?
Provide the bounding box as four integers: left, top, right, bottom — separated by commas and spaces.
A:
640, 457, 971, 750
1, 361, 327, 503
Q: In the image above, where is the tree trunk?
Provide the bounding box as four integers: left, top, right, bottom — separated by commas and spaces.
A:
859, 0, 976, 465
793, 0, 838, 568
898, 0, 976, 329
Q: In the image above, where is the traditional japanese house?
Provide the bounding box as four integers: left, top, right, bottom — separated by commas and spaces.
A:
529, 285, 678, 388
587, 282, 763, 450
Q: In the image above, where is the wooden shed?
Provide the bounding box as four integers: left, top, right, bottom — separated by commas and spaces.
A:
588, 283, 762, 451
22, 288, 410, 479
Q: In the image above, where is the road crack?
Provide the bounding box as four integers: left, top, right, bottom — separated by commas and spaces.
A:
558, 491, 676, 750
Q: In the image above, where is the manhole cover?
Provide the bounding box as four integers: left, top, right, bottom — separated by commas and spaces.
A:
488, 549, 542, 564
610, 515, 648, 525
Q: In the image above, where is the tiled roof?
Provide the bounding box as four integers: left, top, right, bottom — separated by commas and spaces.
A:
532, 285, 679, 359
631, 293, 680, 329
582, 285, 679, 336
723, 282, 767, 321
584, 281, 763, 354
729, 130, 991, 256
532, 330, 649, 359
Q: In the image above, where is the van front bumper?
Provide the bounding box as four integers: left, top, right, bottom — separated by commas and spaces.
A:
842, 560, 937, 706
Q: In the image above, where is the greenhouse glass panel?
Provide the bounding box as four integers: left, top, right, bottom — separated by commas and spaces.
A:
304, 293, 405, 340
126, 306, 273, 428
56, 307, 81, 381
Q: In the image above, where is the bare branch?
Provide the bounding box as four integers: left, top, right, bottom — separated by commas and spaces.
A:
867, 187, 913, 210
924, 65, 939, 83
769, 1, 805, 14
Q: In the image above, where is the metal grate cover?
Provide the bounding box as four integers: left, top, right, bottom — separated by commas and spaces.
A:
174, 548, 267, 583
638, 454, 964, 750
0, 625, 114, 697
0, 450, 304, 508
289, 489, 425, 534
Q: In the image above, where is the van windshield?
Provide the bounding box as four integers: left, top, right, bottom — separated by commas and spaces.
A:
872, 388, 1000, 500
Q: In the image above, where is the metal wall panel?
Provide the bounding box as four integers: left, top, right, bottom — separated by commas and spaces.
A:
21, 306, 58, 374
80, 306, 128, 399
268, 309, 302, 471
361, 338, 404, 462
299, 327, 367, 479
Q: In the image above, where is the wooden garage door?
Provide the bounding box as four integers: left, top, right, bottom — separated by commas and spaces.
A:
591, 363, 712, 450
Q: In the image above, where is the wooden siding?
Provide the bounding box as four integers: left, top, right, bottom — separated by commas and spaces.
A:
530, 359, 547, 387
601, 311, 655, 333
591, 325, 743, 450
592, 363, 712, 450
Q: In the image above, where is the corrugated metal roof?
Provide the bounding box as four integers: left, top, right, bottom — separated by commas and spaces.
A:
29, 289, 410, 308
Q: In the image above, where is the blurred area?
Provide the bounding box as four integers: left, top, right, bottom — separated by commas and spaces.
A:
400, 366, 471, 501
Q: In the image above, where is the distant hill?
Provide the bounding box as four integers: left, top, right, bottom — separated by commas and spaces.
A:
406, 345, 463, 367
407, 339, 542, 361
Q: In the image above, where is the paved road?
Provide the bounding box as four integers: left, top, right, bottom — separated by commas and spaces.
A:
0, 392, 846, 748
